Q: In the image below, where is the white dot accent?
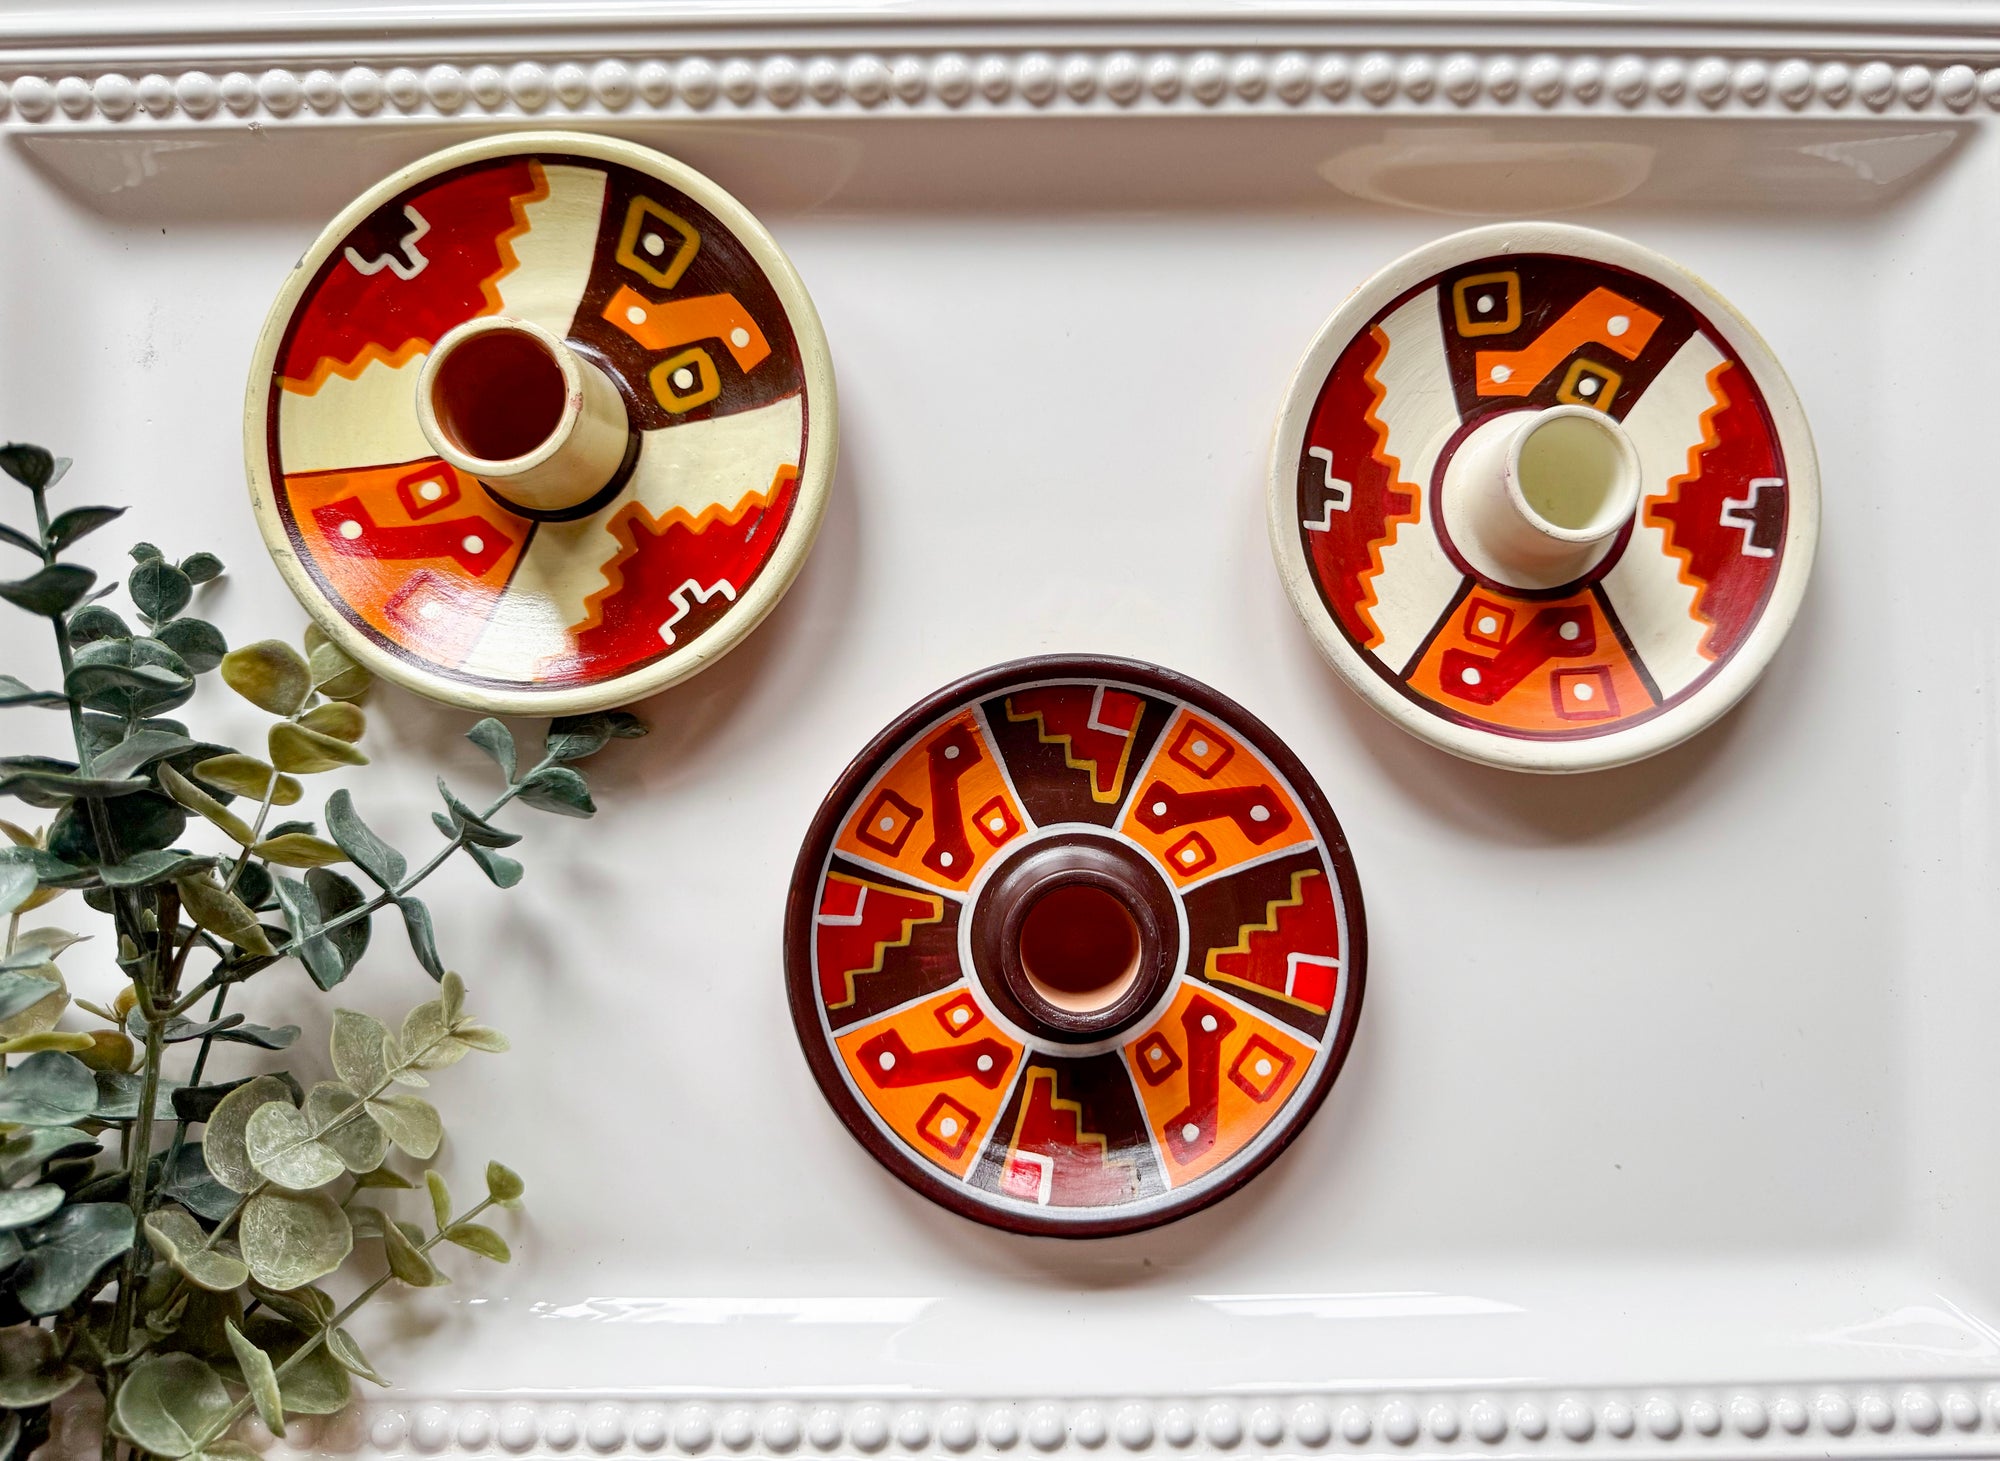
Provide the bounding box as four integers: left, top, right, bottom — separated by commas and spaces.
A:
989, 817, 1005, 832
1579, 376, 1599, 396
729, 327, 751, 348
1152, 801, 1168, 816
939, 851, 954, 868
671, 367, 695, 390
419, 480, 444, 500
641, 232, 665, 256
1181, 1123, 1201, 1142
1607, 314, 1630, 336
1200, 1014, 1218, 1033
1559, 620, 1581, 641
976, 1054, 994, 1072
1489, 364, 1512, 383
1476, 294, 1494, 312
952, 1008, 969, 1024
338, 519, 363, 539
1181, 849, 1198, 863
877, 1051, 895, 1071
624, 305, 647, 325
461, 535, 484, 555
1190, 739, 1209, 756
1574, 682, 1596, 702
938, 1116, 958, 1138
878, 816, 895, 832
1249, 805, 1270, 822
944, 744, 960, 759
418, 601, 441, 620
1255, 1058, 1273, 1077
1477, 615, 1498, 634
1462, 666, 1483, 685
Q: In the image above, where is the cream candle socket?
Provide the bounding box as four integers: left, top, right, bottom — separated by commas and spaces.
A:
415, 316, 637, 519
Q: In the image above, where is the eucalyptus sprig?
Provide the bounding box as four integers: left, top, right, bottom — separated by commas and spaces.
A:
0, 443, 646, 1460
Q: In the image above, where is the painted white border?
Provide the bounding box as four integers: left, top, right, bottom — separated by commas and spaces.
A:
1264, 221, 1820, 774
240, 129, 840, 717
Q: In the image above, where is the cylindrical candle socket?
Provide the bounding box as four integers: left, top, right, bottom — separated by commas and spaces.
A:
416, 315, 633, 516
1444, 404, 1642, 589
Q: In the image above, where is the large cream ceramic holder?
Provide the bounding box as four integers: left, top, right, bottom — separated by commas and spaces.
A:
244, 131, 838, 716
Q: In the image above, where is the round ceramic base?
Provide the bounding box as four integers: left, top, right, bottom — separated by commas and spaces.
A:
784, 656, 1366, 1238
244, 131, 836, 715
1267, 222, 1818, 773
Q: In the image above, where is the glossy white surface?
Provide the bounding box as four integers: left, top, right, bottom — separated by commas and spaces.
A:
2, 3, 1997, 1452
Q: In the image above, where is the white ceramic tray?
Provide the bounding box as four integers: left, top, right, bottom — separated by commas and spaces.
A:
4, 2, 1999, 1457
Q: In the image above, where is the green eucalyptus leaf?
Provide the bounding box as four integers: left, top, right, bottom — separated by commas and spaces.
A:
92, 728, 196, 780
331, 1008, 390, 1092
171, 1071, 300, 1125
0, 523, 34, 556
0, 1052, 95, 1126
465, 843, 523, 889
200, 1075, 294, 1193
241, 1313, 353, 1415
90, 1069, 185, 1122
364, 1093, 442, 1159
224, 1321, 286, 1438
399, 999, 465, 1072
0, 1126, 97, 1184
396, 896, 444, 980
0, 863, 32, 916
324, 790, 404, 889
305, 640, 371, 702
435, 780, 520, 847
175, 872, 275, 956
0, 1186, 63, 1230
128, 558, 193, 625
152, 617, 227, 674
245, 1100, 344, 1190
0, 757, 146, 806
350, 1166, 414, 1191
305, 1081, 387, 1173
269, 721, 368, 775
240, 1188, 351, 1290
129, 542, 162, 563
0, 676, 66, 709
48, 789, 187, 863
298, 702, 364, 743
466, 718, 517, 780
96, 849, 218, 888
113, 1353, 229, 1458
13, 1201, 134, 1314
0, 1324, 83, 1407
144, 1206, 250, 1293
251, 833, 347, 869
236, 858, 276, 911
0, 971, 60, 1024
443, 1221, 511, 1263
0, 445, 56, 491
426, 1169, 452, 1229
0, 564, 95, 618
369, 1205, 443, 1287
220, 641, 311, 716
324, 1326, 387, 1387
516, 765, 596, 818
44, 505, 124, 552
485, 1160, 525, 1206
193, 754, 300, 807
245, 1281, 333, 1333
151, 1141, 239, 1222
179, 552, 224, 584
544, 710, 647, 763
65, 637, 192, 717
65, 603, 128, 646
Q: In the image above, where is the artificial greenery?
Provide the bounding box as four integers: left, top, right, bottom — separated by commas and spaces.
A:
0, 444, 645, 1459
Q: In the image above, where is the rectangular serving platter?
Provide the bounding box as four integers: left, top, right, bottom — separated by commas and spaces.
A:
4, 2, 2000, 1457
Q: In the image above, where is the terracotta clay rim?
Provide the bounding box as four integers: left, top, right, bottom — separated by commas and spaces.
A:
242, 129, 839, 716
1265, 220, 1820, 775
782, 654, 1369, 1240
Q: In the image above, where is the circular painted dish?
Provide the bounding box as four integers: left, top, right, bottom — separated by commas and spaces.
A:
1268, 222, 1817, 773
785, 657, 1366, 1238
244, 132, 836, 715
